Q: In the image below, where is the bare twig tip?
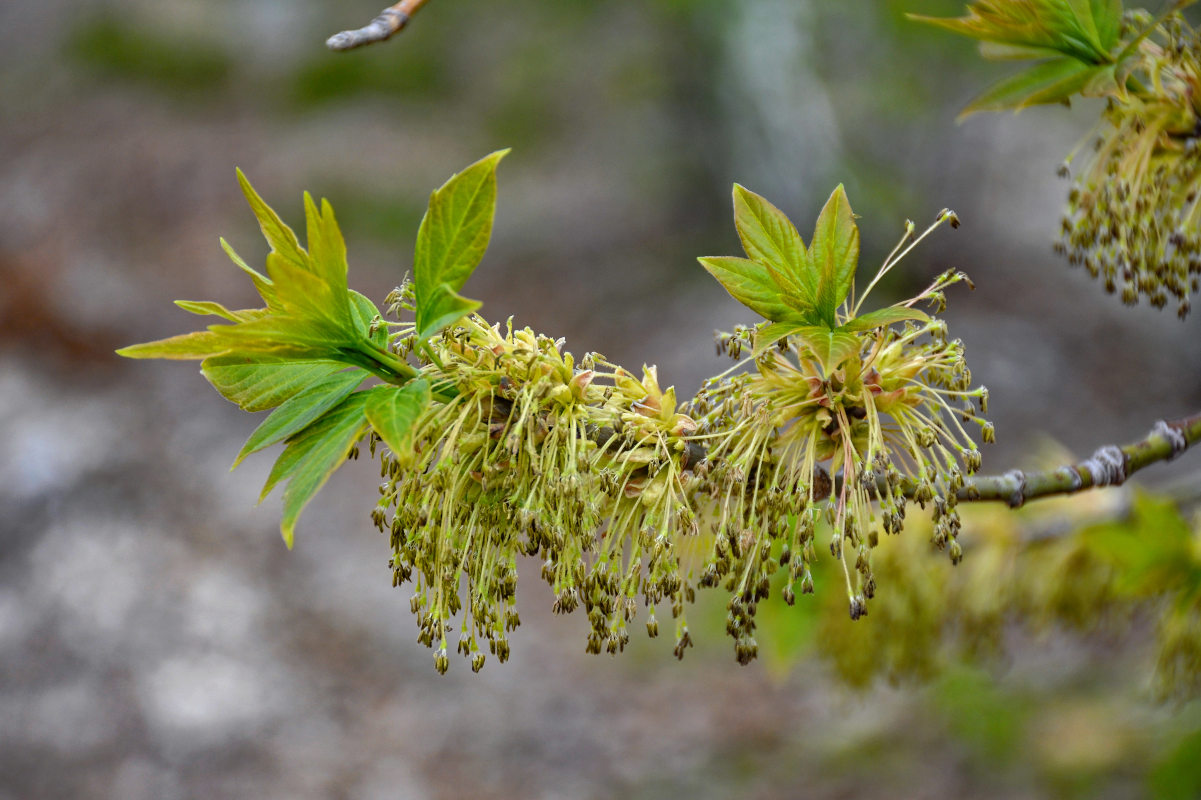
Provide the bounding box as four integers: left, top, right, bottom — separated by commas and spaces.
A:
326, 2, 423, 52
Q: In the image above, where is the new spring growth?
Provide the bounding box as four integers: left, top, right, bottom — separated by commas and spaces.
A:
118, 154, 989, 673
917, 1, 1201, 316
696, 188, 986, 637
1058, 8, 1201, 317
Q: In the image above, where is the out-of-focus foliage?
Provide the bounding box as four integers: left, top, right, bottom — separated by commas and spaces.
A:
67, 14, 233, 97
921, 0, 1201, 316
754, 474, 1201, 700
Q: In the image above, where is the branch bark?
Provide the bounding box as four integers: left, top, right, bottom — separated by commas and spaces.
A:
326, 0, 430, 52
952, 410, 1201, 507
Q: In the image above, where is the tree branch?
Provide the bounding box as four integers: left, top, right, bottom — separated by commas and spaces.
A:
326, 0, 430, 52
953, 410, 1201, 507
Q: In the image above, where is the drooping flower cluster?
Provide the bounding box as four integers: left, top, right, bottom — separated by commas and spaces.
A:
684, 271, 988, 662
1056, 10, 1201, 317
368, 202, 989, 673
373, 290, 702, 672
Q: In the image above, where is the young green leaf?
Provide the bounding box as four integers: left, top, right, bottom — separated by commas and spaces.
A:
415, 283, 482, 341
793, 325, 861, 374
808, 185, 859, 329
206, 313, 348, 356
752, 321, 807, 358
260, 392, 372, 549
959, 58, 1114, 117
414, 150, 509, 338
220, 237, 281, 312
350, 290, 389, 348
202, 354, 350, 412
732, 184, 813, 305
365, 379, 431, 457
174, 300, 264, 323
303, 191, 351, 319
265, 252, 352, 337
697, 256, 806, 323
838, 306, 930, 333
233, 368, 369, 467
236, 169, 310, 273
116, 330, 232, 360
909, 0, 1121, 65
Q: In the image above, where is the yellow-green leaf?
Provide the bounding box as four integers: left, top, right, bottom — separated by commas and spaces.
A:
698, 256, 804, 323
116, 330, 231, 360
220, 237, 281, 312
236, 169, 309, 273
732, 184, 813, 306
794, 325, 862, 374
303, 191, 351, 321
365, 380, 431, 457
414, 150, 508, 337
959, 58, 1113, 118
808, 185, 859, 329
233, 368, 368, 467
261, 392, 372, 549
265, 253, 351, 336
909, 0, 1120, 65
202, 354, 349, 412
752, 321, 806, 358
350, 290, 389, 348
174, 300, 264, 323
839, 306, 930, 333
416, 282, 482, 341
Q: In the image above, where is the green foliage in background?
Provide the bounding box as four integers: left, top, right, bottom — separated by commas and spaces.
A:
917, 0, 1201, 315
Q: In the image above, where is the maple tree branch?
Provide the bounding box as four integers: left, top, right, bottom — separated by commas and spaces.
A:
953, 410, 1201, 507
326, 0, 430, 52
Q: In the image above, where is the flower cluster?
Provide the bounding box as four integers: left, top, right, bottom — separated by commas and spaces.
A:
686, 273, 988, 661
1057, 10, 1201, 317
120, 155, 992, 674
373, 287, 701, 672
369, 203, 989, 673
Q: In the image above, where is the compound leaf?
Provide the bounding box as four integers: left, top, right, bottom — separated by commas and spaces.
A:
698, 256, 804, 323
839, 306, 930, 333
233, 368, 369, 467
416, 282, 483, 341
261, 392, 372, 549
733, 184, 813, 306
794, 325, 862, 374
414, 150, 508, 338
201, 354, 349, 412
365, 380, 431, 458
808, 185, 859, 328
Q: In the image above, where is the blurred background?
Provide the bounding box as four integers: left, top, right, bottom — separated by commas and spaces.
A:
3, 0, 1201, 797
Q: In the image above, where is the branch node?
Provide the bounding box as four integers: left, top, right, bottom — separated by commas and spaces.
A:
1003, 469, 1027, 508
1082, 444, 1128, 487
1153, 419, 1189, 460
1056, 465, 1084, 491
